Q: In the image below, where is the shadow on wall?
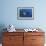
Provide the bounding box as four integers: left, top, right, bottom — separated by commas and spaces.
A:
0, 24, 6, 43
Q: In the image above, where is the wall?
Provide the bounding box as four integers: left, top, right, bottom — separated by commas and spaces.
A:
0, 0, 46, 30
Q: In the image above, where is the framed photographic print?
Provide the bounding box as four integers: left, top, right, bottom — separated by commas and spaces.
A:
17, 7, 34, 20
